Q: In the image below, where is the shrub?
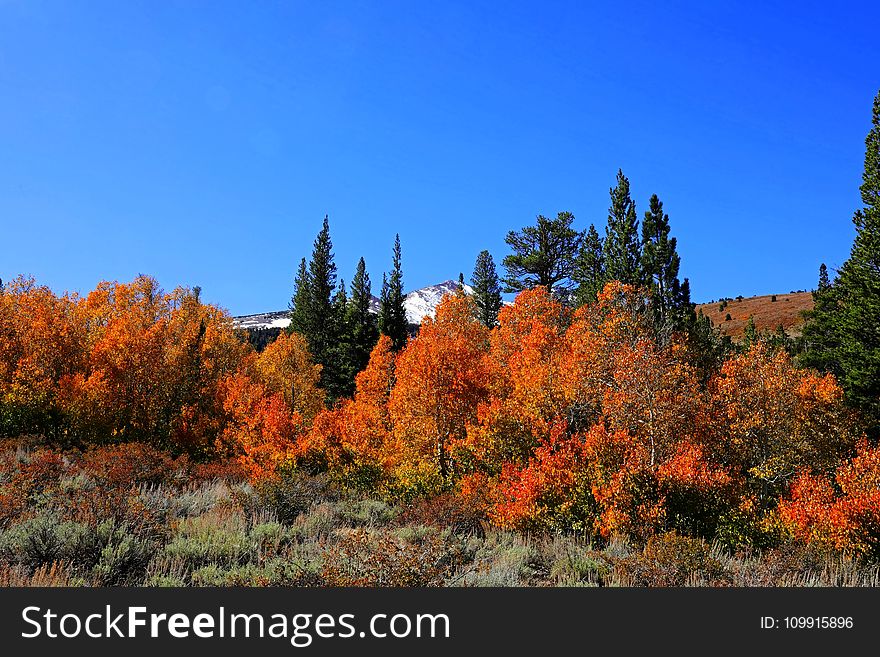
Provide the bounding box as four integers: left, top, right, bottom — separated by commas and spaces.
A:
457, 532, 541, 587
161, 509, 255, 571
187, 459, 248, 485
548, 537, 611, 586
189, 559, 323, 587
0, 447, 69, 527
397, 492, 485, 536
144, 574, 187, 587
322, 527, 464, 586
91, 524, 155, 585
289, 503, 341, 541
548, 553, 608, 586
242, 473, 337, 525
612, 531, 724, 586
337, 499, 398, 527
0, 512, 101, 572
78, 443, 182, 489
0, 511, 153, 584
138, 480, 232, 520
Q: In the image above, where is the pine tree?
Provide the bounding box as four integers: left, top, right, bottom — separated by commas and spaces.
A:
379, 272, 388, 313
471, 249, 503, 328
768, 324, 793, 354
743, 316, 759, 350
288, 257, 311, 336
347, 257, 380, 377
819, 262, 831, 289
800, 263, 841, 374
801, 91, 880, 427
686, 310, 732, 383
325, 280, 354, 398
502, 211, 581, 296
828, 90, 880, 423
307, 215, 338, 369
335, 280, 347, 306
604, 169, 642, 286
289, 215, 345, 400
457, 272, 465, 292
379, 234, 409, 350
573, 224, 605, 306
641, 194, 693, 335
676, 278, 695, 332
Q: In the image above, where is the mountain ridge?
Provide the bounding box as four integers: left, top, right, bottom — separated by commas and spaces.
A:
234, 279, 475, 331
236, 284, 815, 341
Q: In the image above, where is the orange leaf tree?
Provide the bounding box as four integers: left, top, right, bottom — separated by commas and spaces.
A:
778, 439, 880, 558
707, 343, 858, 500
387, 292, 490, 495
304, 335, 396, 489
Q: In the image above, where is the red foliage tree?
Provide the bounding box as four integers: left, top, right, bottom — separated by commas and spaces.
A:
778, 439, 880, 558
388, 292, 490, 489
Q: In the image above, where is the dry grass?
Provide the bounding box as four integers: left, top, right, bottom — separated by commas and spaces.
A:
0, 562, 78, 586
3, 437, 878, 588
696, 292, 813, 340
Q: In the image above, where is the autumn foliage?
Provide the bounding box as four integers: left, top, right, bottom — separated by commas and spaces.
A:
1, 275, 875, 559
0, 275, 317, 477
777, 439, 880, 558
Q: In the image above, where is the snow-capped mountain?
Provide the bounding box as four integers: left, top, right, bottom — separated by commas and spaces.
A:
400, 279, 474, 325
234, 279, 475, 331
234, 310, 294, 331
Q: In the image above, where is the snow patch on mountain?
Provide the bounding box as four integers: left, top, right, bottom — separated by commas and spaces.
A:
234, 310, 292, 331
234, 280, 475, 331
403, 279, 474, 324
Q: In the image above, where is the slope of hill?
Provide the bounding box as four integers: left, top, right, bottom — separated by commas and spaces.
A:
696, 291, 814, 339
237, 285, 814, 342
234, 279, 474, 331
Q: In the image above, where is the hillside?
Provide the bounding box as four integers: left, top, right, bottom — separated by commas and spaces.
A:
238, 286, 817, 342
696, 291, 814, 339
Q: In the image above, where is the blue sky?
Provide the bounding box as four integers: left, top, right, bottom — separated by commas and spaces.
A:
1, 1, 878, 315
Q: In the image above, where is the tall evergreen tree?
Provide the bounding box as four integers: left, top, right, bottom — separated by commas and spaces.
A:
288, 215, 347, 400
346, 257, 380, 376
809, 90, 880, 425
325, 280, 354, 398
676, 278, 695, 331
686, 310, 733, 383
800, 263, 841, 374
471, 250, 503, 328
641, 194, 693, 335
604, 169, 642, 286
288, 257, 311, 336
306, 215, 338, 368
379, 272, 388, 312
768, 324, 794, 354
742, 316, 759, 350
818, 262, 831, 289
333, 278, 348, 334
573, 224, 605, 306
502, 211, 581, 296
379, 234, 409, 350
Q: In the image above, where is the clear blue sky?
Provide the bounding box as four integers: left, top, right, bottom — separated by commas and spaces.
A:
1, 1, 878, 315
